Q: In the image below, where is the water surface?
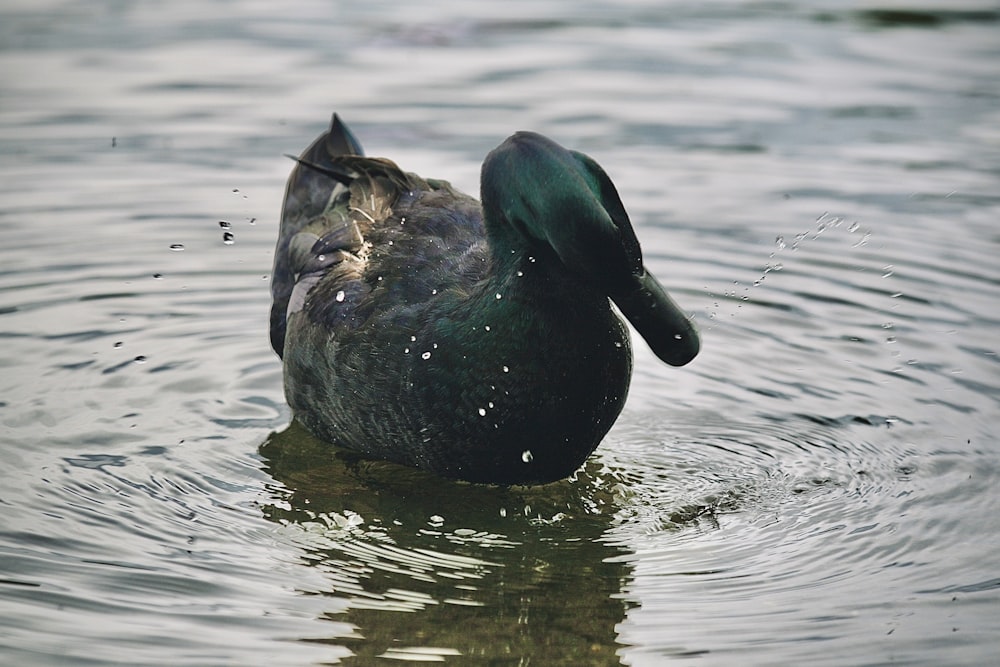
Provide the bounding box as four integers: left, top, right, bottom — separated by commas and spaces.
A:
2, 1, 999, 665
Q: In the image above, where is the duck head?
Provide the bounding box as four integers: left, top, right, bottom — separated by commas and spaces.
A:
481, 131, 699, 367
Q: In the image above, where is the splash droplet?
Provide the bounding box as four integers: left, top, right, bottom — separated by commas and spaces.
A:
133, 355, 147, 364
222, 231, 235, 245
113, 341, 123, 349
495, 293, 502, 300
421, 351, 431, 360
335, 290, 345, 302
478, 408, 487, 417
169, 244, 185, 251
152, 273, 163, 279
521, 450, 533, 463
502, 365, 509, 373
218, 220, 232, 229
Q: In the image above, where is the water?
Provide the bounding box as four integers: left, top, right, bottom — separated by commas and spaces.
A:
2, 1, 998, 664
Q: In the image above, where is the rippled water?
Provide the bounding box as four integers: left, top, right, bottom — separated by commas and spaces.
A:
2, 1, 999, 665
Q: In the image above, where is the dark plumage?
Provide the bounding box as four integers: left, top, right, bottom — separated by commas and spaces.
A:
270, 114, 699, 484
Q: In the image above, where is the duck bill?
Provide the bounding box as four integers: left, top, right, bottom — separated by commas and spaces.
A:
611, 271, 700, 367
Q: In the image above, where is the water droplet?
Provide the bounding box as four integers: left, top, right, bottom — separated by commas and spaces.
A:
499, 507, 507, 518
488, 402, 494, 409
484, 325, 491, 331
152, 273, 163, 279
478, 408, 487, 417
113, 341, 123, 349
432, 343, 438, 349
516, 271, 523, 277
404, 347, 410, 354
222, 231, 235, 245
614, 342, 623, 348
133, 355, 147, 364
521, 450, 533, 463
410, 335, 417, 342
219, 220, 232, 229
431, 289, 438, 295
495, 293, 502, 300
248, 217, 256, 225
528, 256, 536, 263
502, 365, 509, 373
421, 351, 431, 360
335, 290, 345, 302
169, 244, 185, 251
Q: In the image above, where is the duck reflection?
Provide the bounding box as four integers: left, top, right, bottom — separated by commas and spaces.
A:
260, 419, 635, 665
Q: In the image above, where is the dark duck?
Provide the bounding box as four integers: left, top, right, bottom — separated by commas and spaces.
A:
270, 114, 700, 485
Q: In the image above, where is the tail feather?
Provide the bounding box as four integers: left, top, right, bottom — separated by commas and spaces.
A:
271, 114, 367, 356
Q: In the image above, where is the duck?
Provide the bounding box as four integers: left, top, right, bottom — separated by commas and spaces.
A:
270, 114, 699, 485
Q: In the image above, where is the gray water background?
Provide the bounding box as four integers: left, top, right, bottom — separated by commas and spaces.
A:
1, 1, 999, 665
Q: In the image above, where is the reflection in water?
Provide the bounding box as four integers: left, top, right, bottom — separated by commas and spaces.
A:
260, 420, 636, 664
